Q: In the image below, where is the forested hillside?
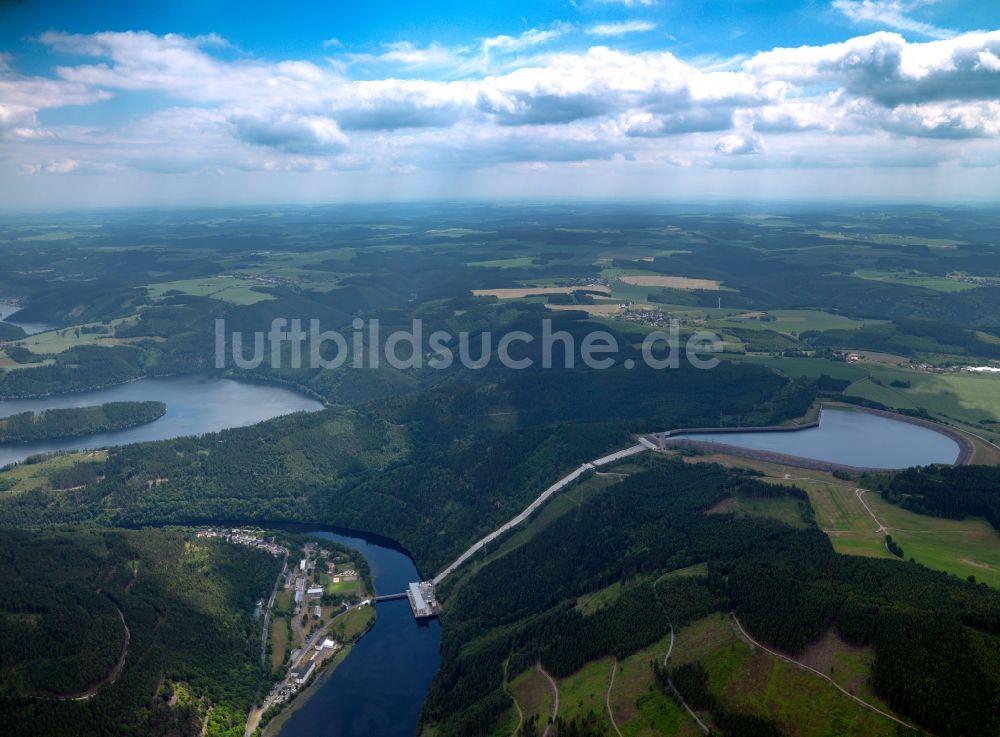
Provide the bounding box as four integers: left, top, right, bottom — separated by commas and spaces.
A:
0, 527, 281, 737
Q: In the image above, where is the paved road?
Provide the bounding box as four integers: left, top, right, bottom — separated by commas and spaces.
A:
855, 488, 887, 533
432, 444, 647, 585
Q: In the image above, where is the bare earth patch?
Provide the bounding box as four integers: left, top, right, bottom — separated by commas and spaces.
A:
962, 558, 990, 569
619, 275, 721, 290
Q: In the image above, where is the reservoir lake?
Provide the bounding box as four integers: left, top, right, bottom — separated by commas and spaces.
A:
672, 407, 960, 469
0, 374, 323, 467
0, 301, 55, 336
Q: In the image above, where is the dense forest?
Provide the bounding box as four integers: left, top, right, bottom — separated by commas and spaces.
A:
0, 527, 281, 737
0, 401, 165, 444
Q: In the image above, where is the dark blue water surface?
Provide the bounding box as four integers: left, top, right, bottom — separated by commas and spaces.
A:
277, 530, 441, 737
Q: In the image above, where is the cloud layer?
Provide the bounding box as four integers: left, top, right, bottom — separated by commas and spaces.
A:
2, 24, 1000, 197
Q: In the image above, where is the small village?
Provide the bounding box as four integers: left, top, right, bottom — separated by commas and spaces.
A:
196, 527, 288, 557
246, 539, 375, 735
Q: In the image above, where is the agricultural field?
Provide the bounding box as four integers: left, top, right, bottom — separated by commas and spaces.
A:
472, 285, 612, 299
146, 275, 276, 305
465, 256, 536, 269
845, 368, 1000, 426
853, 270, 977, 293
618, 275, 721, 291
0, 349, 54, 370
708, 309, 883, 336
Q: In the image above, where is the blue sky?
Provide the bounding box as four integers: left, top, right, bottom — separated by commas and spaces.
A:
1, 0, 999, 207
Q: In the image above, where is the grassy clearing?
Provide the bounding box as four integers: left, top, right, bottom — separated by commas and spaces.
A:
146, 276, 275, 305
270, 617, 288, 673
665, 562, 709, 580
557, 657, 614, 727
0, 450, 107, 493
608, 634, 700, 737
575, 576, 649, 616
708, 493, 810, 529
672, 614, 903, 737
508, 666, 554, 730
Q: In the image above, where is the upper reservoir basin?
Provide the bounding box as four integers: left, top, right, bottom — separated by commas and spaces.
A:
0, 374, 324, 467
671, 407, 961, 469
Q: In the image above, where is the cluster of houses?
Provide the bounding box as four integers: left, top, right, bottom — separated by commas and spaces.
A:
616, 305, 677, 327
196, 528, 287, 557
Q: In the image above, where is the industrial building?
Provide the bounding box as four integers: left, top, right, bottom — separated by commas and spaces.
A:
406, 581, 440, 619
